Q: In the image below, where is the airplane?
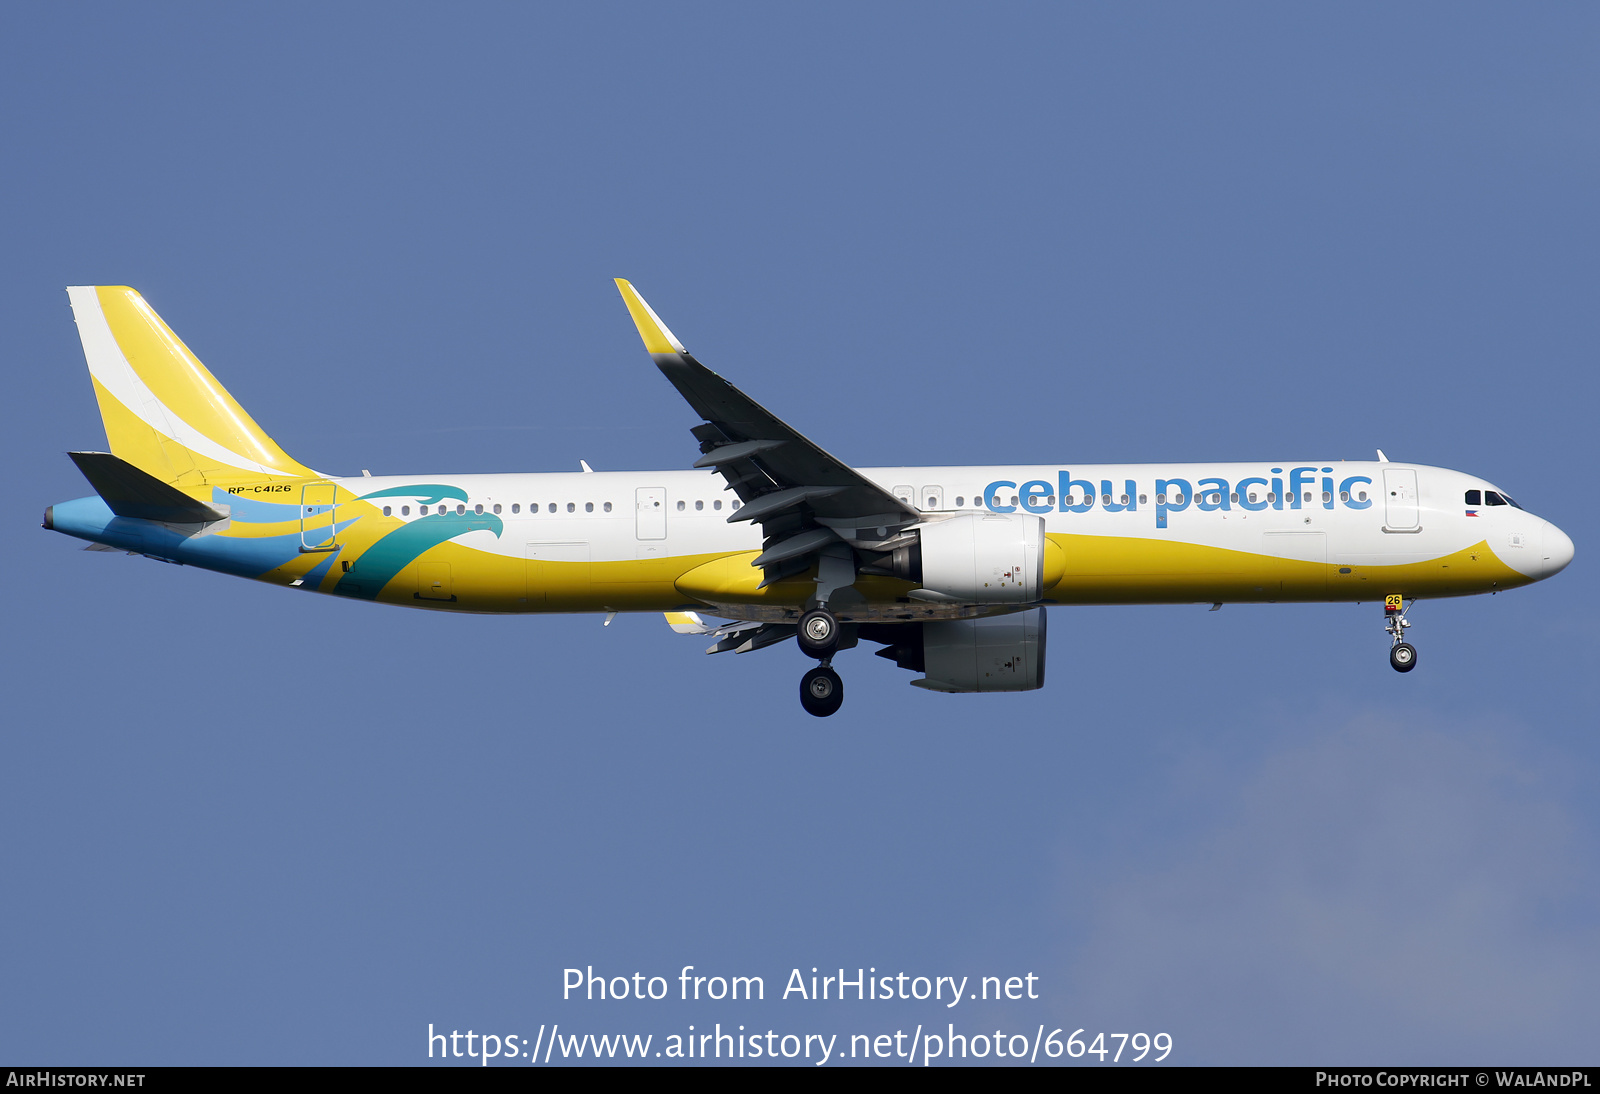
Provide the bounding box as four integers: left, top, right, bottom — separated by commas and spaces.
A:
44, 282, 1575, 717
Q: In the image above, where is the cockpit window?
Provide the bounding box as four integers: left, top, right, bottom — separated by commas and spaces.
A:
1484, 491, 1506, 507
1502, 493, 1523, 510
1465, 490, 1482, 505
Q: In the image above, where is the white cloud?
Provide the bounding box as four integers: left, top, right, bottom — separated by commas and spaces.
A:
1054, 709, 1600, 1064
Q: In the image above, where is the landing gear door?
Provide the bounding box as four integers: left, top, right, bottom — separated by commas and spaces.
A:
300, 482, 338, 551
636, 487, 666, 540
1383, 469, 1419, 529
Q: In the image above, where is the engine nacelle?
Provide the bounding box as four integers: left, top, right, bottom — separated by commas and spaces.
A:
912, 608, 1048, 693
917, 512, 1045, 604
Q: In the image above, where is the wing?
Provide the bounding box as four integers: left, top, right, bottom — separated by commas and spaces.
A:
616, 279, 921, 588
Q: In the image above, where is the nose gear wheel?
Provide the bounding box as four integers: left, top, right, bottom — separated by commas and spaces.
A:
1384, 598, 1418, 673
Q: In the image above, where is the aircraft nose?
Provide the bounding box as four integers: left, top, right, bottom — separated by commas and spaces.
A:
1541, 521, 1575, 578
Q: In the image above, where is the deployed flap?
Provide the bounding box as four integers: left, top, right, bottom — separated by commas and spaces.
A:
616, 280, 918, 589
615, 280, 916, 528
68, 451, 230, 523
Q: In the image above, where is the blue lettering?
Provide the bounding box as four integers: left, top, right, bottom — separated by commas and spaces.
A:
1288, 467, 1317, 510
1340, 475, 1372, 510
984, 480, 1017, 513
1197, 476, 1231, 512
1100, 479, 1136, 513
1020, 480, 1052, 514
1057, 472, 1095, 514
1236, 477, 1268, 511
1270, 469, 1284, 511
1155, 478, 1192, 530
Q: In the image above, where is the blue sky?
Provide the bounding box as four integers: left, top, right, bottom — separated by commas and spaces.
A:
3, 3, 1596, 1065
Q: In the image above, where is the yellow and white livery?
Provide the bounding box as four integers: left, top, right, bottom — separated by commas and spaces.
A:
45, 283, 1575, 716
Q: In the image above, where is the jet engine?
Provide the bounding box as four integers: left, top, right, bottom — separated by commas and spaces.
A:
902, 512, 1047, 603
868, 608, 1048, 693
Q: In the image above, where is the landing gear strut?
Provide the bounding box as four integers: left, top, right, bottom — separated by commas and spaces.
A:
800, 663, 844, 717
1385, 596, 1417, 673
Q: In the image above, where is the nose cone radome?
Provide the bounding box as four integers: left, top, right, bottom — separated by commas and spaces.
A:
1541, 521, 1575, 579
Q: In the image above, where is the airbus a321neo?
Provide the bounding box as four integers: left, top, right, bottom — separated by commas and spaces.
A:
44, 283, 1575, 716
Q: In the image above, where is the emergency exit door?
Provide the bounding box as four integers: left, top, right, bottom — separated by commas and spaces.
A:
636, 487, 666, 540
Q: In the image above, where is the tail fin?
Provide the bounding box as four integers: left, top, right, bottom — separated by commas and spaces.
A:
66, 286, 316, 486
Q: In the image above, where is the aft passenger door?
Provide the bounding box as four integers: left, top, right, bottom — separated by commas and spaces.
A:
300, 482, 338, 551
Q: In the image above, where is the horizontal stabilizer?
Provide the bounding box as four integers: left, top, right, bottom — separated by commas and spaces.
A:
68, 451, 230, 523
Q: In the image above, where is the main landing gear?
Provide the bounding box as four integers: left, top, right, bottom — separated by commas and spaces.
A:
800, 664, 844, 717
1385, 596, 1417, 673
797, 607, 845, 717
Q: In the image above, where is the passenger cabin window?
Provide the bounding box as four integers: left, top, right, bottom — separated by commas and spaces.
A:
695, 500, 703, 511
456, 504, 466, 515
1465, 490, 1482, 505
955, 496, 965, 506
401, 505, 411, 515
493, 503, 502, 514
382, 506, 392, 516
712, 500, 721, 511
548, 503, 556, 513
474, 504, 484, 515
585, 502, 594, 513
604, 501, 613, 512
676, 500, 686, 511
511, 504, 520, 514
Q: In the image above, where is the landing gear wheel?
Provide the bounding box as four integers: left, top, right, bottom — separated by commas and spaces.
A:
1390, 642, 1417, 673
799, 666, 844, 717
796, 608, 840, 659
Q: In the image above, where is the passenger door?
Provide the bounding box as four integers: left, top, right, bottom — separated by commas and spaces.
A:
300, 483, 338, 551
1384, 469, 1420, 530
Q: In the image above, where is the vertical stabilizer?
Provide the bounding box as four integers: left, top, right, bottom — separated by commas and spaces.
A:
66, 286, 316, 485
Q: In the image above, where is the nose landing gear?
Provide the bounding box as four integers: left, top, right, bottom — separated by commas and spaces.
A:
1385, 595, 1417, 673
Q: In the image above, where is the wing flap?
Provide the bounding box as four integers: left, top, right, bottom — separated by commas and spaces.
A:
615, 279, 920, 592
